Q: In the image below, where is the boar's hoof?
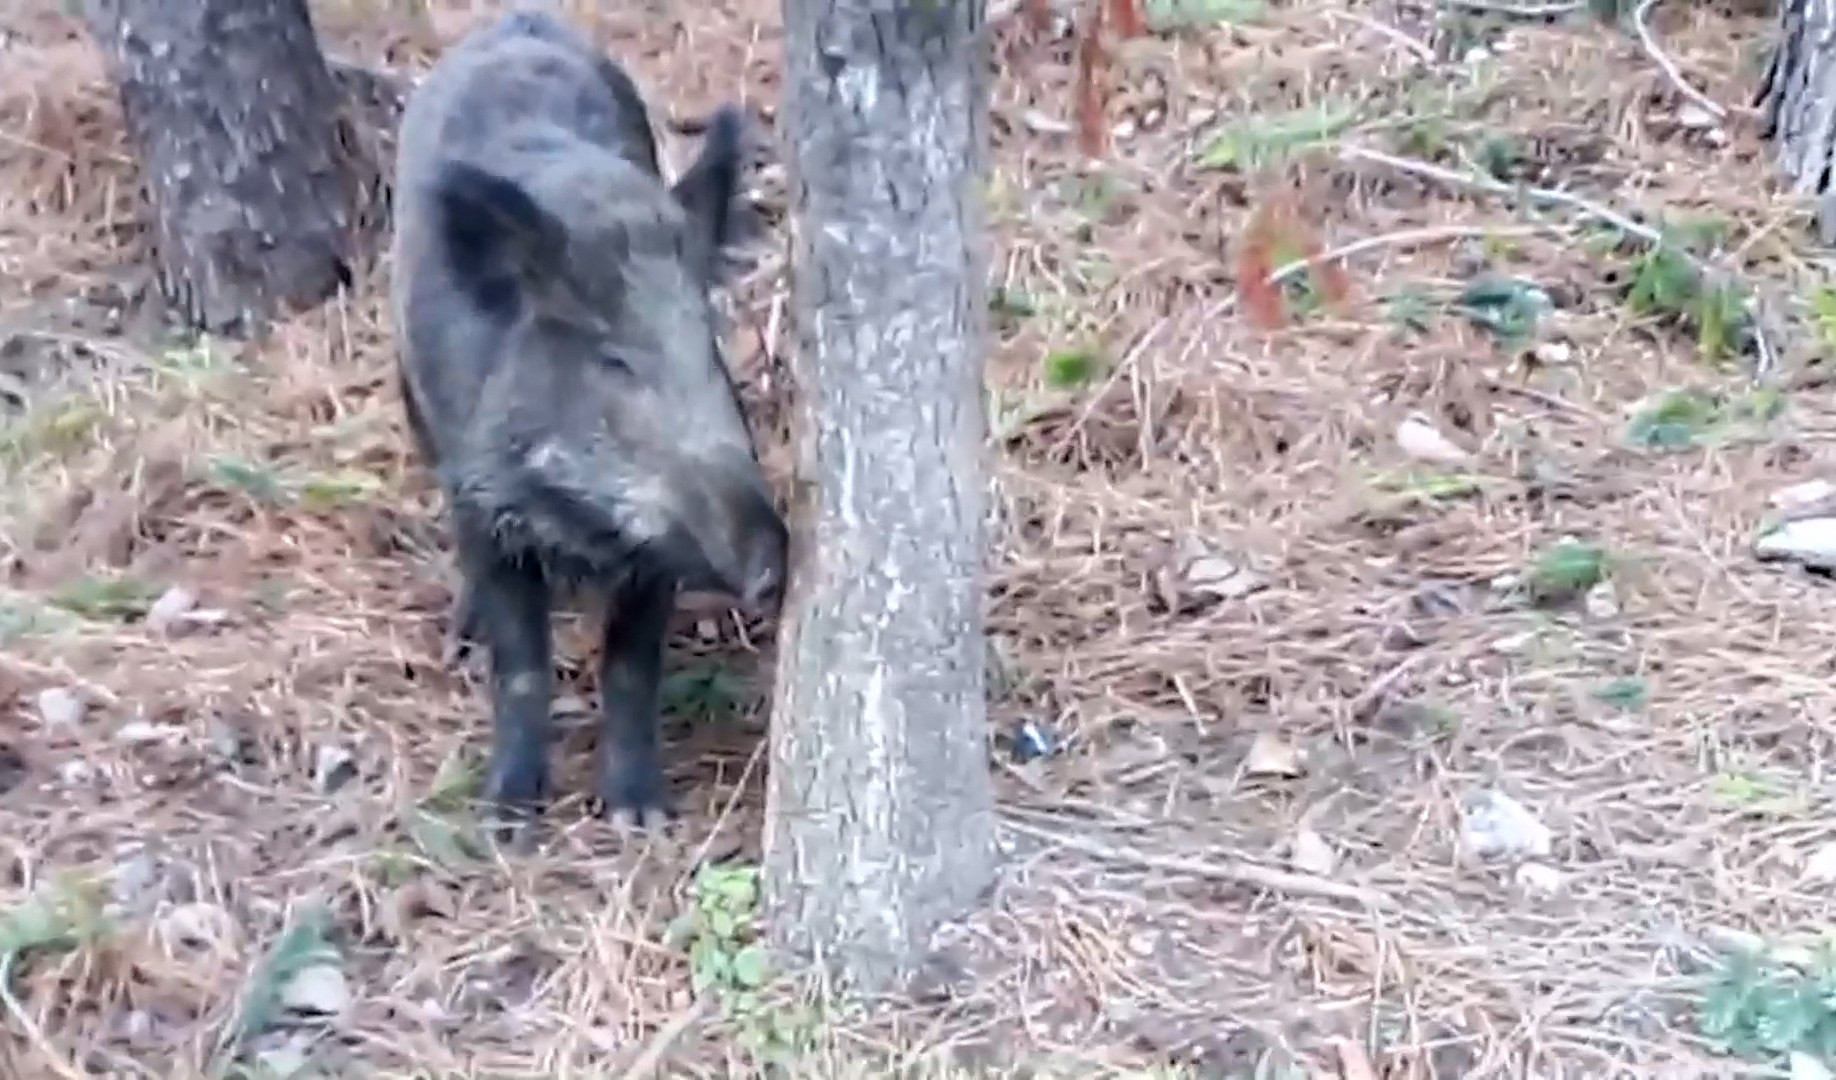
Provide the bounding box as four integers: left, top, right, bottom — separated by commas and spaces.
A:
484, 754, 550, 817
596, 771, 674, 832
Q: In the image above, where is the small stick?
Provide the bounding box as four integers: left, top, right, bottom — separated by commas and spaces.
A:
613, 998, 709, 1080
1266, 224, 1553, 286
1439, 0, 1583, 16
1339, 145, 1779, 377
999, 815, 1390, 908
1631, 0, 1726, 122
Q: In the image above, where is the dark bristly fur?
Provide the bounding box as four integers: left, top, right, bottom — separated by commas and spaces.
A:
389, 6, 787, 830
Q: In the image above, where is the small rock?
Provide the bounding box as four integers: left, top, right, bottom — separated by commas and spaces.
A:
1289, 829, 1336, 876
1755, 517, 1836, 570
204, 715, 245, 761
1125, 931, 1157, 957
143, 585, 198, 634
1676, 103, 1720, 129
1461, 788, 1553, 859
1396, 415, 1471, 466
1021, 108, 1073, 135
115, 720, 180, 746
254, 1034, 314, 1079
1531, 341, 1574, 366
1583, 581, 1619, 619
1010, 719, 1057, 763
157, 901, 236, 951
1174, 536, 1267, 602
58, 759, 94, 786
1802, 840, 1836, 884
1243, 732, 1304, 779
313, 744, 357, 793
1770, 478, 1836, 511
1491, 630, 1537, 654
36, 687, 87, 728
1514, 861, 1565, 896
110, 853, 159, 909
280, 963, 350, 1016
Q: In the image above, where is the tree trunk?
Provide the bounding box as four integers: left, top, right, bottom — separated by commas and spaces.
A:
763, 0, 998, 991
84, 0, 357, 336
1759, 0, 1836, 242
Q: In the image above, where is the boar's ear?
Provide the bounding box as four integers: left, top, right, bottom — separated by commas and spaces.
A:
670, 105, 757, 285
433, 161, 568, 306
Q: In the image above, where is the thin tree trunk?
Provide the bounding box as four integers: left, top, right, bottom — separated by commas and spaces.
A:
84, 0, 357, 336
1759, 0, 1836, 241
764, 0, 998, 991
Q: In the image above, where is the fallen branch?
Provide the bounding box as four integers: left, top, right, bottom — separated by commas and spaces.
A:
1631, 0, 1726, 122
999, 814, 1390, 909
1339, 145, 1780, 377
1266, 223, 1555, 286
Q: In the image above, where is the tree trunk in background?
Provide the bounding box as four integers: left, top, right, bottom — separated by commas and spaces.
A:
84, 0, 356, 336
764, 0, 997, 991
1759, 0, 1836, 242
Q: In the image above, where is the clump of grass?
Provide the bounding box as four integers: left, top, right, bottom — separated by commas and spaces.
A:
1525, 540, 1609, 606
1699, 943, 1836, 1063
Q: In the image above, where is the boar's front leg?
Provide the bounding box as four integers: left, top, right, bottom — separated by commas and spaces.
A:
595, 568, 675, 829
455, 518, 555, 819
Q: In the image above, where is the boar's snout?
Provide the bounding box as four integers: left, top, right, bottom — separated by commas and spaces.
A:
681, 460, 787, 615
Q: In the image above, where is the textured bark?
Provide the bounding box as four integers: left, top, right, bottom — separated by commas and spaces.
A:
1759, 0, 1836, 241
84, 0, 357, 335
763, 0, 997, 990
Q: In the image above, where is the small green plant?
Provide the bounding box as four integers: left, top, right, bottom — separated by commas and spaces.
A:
0, 874, 110, 991
1384, 286, 1438, 336
1625, 386, 1785, 453
1623, 240, 1750, 364
402, 749, 488, 869
50, 573, 162, 621
1809, 286, 1836, 354
1042, 346, 1104, 390
989, 285, 1039, 321
1591, 677, 1649, 712
1196, 102, 1362, 171
1625, 388, 1721, 451
0, 399, 107, 464
1525, 539, 1608, 606
1451, 275, 1551, 351
215, 904, 340, 1069
661, 664, 746, 723
1699, 943, 1836, 1062
1710, 772, 1804, 817
1368, 468, 1483, 502
1144, 0, 1268, 31
665, 864, 817, 1069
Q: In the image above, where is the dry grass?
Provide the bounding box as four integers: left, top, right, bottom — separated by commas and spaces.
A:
3, 0, 1834, 1076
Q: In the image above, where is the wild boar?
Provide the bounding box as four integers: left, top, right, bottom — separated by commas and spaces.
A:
389, 7, 787, 829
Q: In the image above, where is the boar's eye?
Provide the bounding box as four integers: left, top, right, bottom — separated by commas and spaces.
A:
598, 351, 635, 376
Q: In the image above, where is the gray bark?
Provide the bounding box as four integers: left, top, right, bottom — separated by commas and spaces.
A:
763, 0, 998, 991
84, 0, 357, 336
1759, 0, 1836, 242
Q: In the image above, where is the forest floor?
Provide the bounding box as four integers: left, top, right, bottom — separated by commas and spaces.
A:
3, 0, 1834, 1076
